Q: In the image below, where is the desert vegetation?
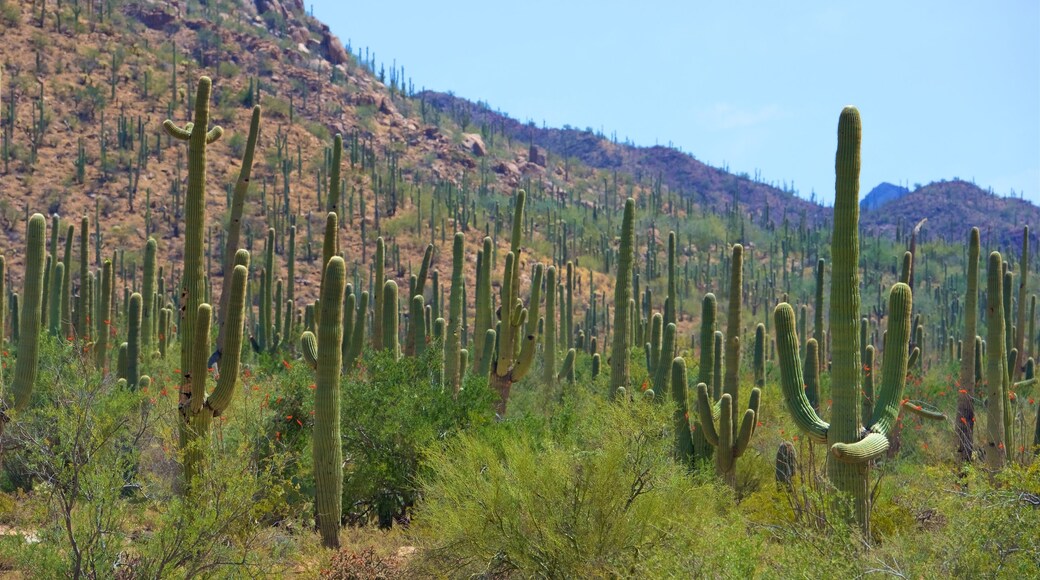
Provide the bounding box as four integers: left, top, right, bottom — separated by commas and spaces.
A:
0, 1, 1036, 578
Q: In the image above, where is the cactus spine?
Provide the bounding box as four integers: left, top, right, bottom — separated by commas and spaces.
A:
773, 106, 914, 536
610, 198, 636, 397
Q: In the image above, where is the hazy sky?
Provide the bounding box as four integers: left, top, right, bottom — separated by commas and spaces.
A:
309, 1, 1040, 204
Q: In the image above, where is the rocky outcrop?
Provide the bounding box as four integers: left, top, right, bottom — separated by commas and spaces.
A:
461, 134, 487, 157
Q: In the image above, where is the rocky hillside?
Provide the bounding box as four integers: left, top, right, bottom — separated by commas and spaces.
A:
419, 92, 1038, 245
418, 91, 830, 227
861, 180, 1040, 247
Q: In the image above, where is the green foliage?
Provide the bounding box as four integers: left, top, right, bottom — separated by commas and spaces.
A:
340, 348, 495, 528
411, 392, 757, 577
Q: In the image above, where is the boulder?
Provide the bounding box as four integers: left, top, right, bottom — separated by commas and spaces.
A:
461, 133, 486, 157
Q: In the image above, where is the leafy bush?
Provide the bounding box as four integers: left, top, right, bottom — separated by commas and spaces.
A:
410, 393, 757, 577
341, 348, 495, 528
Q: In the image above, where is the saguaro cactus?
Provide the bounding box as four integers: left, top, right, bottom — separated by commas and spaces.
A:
180, 261, 248, 485
445, 233, 465, 392
773, 106, 914, 536
142, 238, 157, 355
956, 228, 980, 462
489, 191, 542, 415
473, 237, 494, 374
690, 294, 718, 463
164, 76, 223, 459
215, 105, 260, 361
696, 244, 761, 485
383, 280, 400, 360
610, 198, 636, 397
309, 256, 346, 549
984, 251, 1008, 470
127, 292, 142, 389
5, 215, 46, 427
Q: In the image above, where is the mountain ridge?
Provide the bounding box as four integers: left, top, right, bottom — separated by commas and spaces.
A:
417, 90, 1038, 244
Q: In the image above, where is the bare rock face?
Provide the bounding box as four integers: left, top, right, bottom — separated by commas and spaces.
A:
318, 24, 350, 65
124, 3, 177, 31
461, 133, 487, 157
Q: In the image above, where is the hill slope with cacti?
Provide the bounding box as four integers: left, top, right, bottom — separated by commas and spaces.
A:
0, 0, 1034, 322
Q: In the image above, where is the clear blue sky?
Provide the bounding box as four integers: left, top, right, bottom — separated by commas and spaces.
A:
309, 1, 1039, 205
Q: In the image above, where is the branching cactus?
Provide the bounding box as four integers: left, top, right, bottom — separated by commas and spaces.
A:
179, 261, 249, 487
689, 293, 717, 463
164, 76, 223, 455
773, 106, 914, 536
405, 244, 433, 357
696, 244, 761, 486
489, 191, 542, 415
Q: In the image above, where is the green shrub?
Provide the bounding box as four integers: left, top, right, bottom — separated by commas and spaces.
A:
410, 393, 758, 577
341, 348, 495, 528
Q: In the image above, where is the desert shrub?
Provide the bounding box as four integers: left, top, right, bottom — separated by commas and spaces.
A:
410, 392, 757, 577
340, 348, 495, 528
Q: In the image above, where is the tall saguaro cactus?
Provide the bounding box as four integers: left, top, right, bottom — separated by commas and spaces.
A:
445, 233, 465, 392
164, 76, 223, 446
611, 198, 636, 397
984, 251, 1008, 470
311, 256, 346, 549
4, 215, 46, 431
773, 107, 915, 536
956, 228, 980, 462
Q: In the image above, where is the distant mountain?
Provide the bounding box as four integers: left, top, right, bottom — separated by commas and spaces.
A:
419, 92, 1038, 244
860, 180, 1040, 246
861, 182, 910, 211
418, 91, 829, 227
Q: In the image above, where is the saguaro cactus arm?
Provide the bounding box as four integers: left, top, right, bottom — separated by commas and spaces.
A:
773, 303, 829, 443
